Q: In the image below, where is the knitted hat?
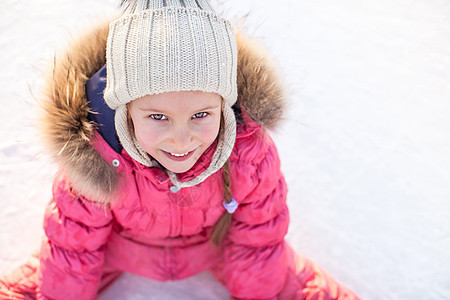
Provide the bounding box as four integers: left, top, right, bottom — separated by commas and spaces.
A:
104, 0, 238, 190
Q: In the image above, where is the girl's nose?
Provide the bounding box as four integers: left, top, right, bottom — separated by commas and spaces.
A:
170, 125, 192, 148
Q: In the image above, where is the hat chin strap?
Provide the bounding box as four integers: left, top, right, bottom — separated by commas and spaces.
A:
115, 102, 236, 189
115, 105, 154, 167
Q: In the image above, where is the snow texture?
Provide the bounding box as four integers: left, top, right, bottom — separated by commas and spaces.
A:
1, 0, 449, 299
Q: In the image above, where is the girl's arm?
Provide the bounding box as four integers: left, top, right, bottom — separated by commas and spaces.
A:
220, 130, 289, 299
222, 129, 359, 299
36, 173, 113, 300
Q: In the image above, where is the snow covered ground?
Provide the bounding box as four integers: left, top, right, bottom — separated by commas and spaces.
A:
1, 0, 449, 299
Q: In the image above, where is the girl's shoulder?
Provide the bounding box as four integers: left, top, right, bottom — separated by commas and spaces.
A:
229, 118, 284, 204
231, 115, 279, 170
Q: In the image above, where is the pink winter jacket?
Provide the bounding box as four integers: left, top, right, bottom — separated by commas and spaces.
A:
0, 20, 360, 300
39, 119, 289, 299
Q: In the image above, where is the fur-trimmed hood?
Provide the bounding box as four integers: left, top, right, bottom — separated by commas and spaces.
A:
39, 20, 287, 202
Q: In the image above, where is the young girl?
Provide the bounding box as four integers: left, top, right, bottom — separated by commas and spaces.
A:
1, 0, 359, 299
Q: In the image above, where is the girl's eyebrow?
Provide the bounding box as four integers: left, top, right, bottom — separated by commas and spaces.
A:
138, 104, 220, 113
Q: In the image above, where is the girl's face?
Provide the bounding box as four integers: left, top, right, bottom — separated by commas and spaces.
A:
128, 91, 222, 173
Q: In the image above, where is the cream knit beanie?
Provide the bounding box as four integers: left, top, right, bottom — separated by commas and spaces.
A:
104, 0, 238, 190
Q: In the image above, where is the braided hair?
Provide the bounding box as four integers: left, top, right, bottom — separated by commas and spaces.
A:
210, 159, 232, 246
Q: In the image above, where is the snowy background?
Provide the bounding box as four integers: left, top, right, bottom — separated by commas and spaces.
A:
1, 0, 449, 299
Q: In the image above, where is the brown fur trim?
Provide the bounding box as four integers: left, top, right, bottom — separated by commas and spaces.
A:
235, 30, 287, 130
38, 20, 288, 203
39, 21, 119, 203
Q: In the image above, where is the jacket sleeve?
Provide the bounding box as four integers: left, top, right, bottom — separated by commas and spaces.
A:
36, 173, 113, 300
222, 128, 290, 299
223, 126, 360, 300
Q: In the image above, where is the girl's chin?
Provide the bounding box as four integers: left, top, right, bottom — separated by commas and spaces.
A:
155, 155, 197, 174
162, 162, 195, 174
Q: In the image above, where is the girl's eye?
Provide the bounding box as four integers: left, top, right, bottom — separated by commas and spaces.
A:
150, 114, 167, 120
192, 112, 208, 119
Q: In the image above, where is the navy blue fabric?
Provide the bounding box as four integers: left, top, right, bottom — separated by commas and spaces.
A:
86, 65, 122, 153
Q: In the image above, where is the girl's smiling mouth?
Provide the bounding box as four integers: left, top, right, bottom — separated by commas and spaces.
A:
170, 152, 189, 157
162, 149, 196, 161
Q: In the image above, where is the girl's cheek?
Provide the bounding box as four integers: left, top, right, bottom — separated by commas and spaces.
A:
145, 128, 165, 142
196, 120, 221, 141
135, 121, 165, 143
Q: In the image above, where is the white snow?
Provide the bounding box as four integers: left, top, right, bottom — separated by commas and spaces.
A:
1, 0, 449, 299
